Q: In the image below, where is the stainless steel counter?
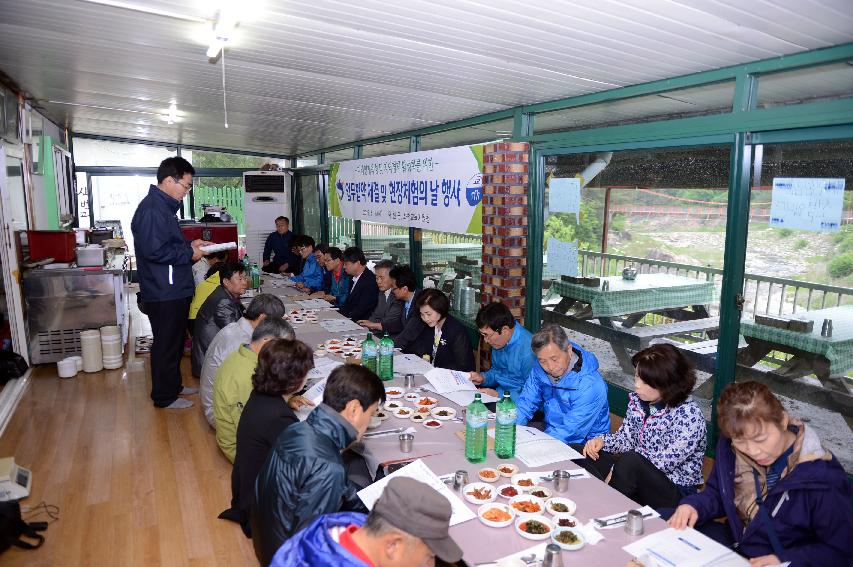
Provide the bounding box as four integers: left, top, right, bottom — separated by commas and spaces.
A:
23, 254, 129, 363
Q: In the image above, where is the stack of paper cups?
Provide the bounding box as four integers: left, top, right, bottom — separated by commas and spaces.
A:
80, 330, 103, 373
70, 356, 83, 372
100, 325, 123, 369
57, 357, 77, 379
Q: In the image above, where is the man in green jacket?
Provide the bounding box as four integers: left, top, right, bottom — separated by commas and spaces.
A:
213, 318, 306, 462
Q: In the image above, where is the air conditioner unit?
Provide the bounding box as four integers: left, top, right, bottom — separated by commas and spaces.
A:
243, 171, 293, 263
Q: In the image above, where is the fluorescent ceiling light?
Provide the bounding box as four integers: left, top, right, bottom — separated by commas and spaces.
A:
206, 8, 240, 58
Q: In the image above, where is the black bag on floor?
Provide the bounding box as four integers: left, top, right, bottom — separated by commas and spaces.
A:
0, 351, 28, 386
0, 500, 46, 553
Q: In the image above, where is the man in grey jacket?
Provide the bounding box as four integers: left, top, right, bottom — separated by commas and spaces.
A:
357, 259, 403, 337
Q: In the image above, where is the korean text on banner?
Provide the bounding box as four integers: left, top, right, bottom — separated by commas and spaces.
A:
329, 145, 484, 234
769, 177, 845, 232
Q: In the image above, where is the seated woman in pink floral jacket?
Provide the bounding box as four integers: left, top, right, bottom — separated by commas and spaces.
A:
575, 343, 706, 509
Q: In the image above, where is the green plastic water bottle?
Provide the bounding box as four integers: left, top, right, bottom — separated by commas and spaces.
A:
378, 333, 394, 381
243, 254, 251, 270
465, 393, 488, 463
361, 333, 378, 374
495, 390, 517, 459
251, 263, 261, 289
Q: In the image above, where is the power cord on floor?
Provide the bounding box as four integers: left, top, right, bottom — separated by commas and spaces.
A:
22, 500, 60, 524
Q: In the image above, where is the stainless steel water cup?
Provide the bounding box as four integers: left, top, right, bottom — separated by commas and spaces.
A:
453, 469, 469, 491
404, 373, 416, 389
625, 509, 645, 535
542, 543, 565, 567
552, 469, 571, 493
399, 433, 413, 453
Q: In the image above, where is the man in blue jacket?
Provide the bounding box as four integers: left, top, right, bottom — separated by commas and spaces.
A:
131, 157, 211, 409
289, 235, 323, 290
269, 477, 463, 567
515, 323, 610, 444
470, 301, 535, 401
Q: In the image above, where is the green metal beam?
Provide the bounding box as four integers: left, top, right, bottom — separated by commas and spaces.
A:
513, 108, 534, 139
353, 145, 363, 250
409, 136, 424, 284
712, 131, 753, 453
532, 97, 853, 150
525, 147, 545, 330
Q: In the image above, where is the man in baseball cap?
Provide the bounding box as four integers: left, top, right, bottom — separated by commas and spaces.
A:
269, 476, 463, 567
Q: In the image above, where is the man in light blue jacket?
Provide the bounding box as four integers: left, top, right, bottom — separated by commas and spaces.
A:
516, 323, 610, 445
470, 302, 535, 401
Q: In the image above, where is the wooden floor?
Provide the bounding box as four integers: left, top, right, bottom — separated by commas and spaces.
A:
0, 354, 258, 566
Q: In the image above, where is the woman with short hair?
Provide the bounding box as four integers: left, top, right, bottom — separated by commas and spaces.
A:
578, 343, 706, 509
219, 338, 315, 536
413, 288, 475, 372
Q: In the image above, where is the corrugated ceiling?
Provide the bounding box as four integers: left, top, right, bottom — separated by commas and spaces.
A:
0, 0, 851, 156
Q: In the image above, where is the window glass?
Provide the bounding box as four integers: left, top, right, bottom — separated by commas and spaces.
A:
535, 82, 735, 135
419, 119, 513, 151
183, 150, 285, 169
362, 139, 412, 158
324, 148, 356, 164
361, 222, 409, 263
296, 174, 321, 240
72, 138, 176, 167
422, 229, 482, 321
90, 175, 157, 254
757, 62, 853, 109
193, 177, 244, 233
743, 140, 853, 470
542, 145, 730, 418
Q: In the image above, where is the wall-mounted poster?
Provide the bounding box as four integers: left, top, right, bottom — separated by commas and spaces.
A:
329, 145, 483, 234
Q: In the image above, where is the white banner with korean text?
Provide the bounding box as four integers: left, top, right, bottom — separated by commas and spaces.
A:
329, 145, 484, 234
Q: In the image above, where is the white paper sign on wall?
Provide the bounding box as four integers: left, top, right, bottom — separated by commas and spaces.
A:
546, 238, 579, 277
769, 177, 845, 232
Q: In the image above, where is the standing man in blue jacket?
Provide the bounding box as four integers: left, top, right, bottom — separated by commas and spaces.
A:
132, 157, 211, 409
470, 302, 535, 401
515, 324, 610, 444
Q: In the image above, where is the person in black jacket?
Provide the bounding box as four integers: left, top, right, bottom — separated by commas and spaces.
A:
131, 156, 212, 409
191, 262, 247, 377
339, 247, 378, 322
251, 365, 385, 567
219, 338, 315, 537
414, 288, 475, 372
388, 265, 430, 353
261, 216, 299, 274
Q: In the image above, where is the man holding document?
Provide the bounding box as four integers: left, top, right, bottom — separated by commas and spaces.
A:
470, 302, 535, 400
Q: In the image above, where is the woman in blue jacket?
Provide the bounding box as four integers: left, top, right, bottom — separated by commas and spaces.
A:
515, 324, 610, 445
669, 381, 852, 567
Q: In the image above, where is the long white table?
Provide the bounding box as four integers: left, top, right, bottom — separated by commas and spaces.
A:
253, 277, 667, 565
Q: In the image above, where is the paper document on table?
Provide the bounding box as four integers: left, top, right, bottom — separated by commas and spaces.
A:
424, 368, 475, 394
319, 318, 363, 333
438, 389, 500, 406
488, 425, 553, 443
295, 298, 333, 309
623, 527, 748, 567
307, 357, 342, 381
357, 459, 475, 526
515, 437, 583, 468
394, 353, 434, 375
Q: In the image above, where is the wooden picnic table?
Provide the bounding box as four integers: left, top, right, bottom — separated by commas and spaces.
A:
736, 306, 853, 411
545, 273, 718, 375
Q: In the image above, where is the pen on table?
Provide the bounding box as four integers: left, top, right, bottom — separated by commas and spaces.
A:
677, 536, 701, 551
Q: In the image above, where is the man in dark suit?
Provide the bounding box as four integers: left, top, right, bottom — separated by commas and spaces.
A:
388, 265, 430, 353
357, 259, 403, 337
339, 247, 379, 322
